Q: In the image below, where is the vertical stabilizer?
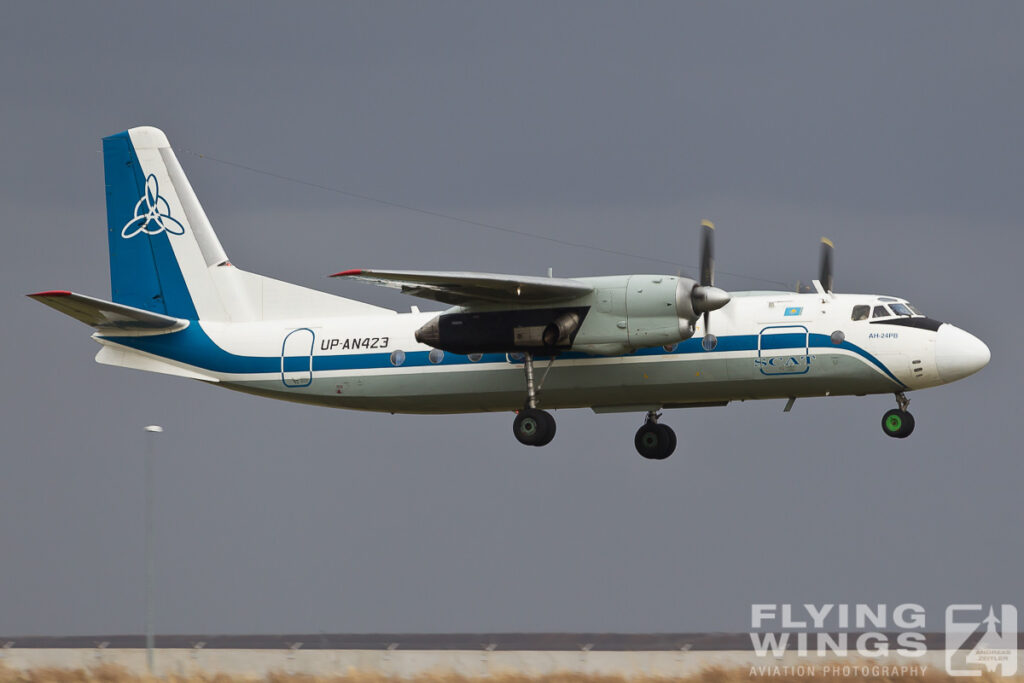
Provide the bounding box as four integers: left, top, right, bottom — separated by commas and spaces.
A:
103, 126, 392, 322
104, 127, 229, 319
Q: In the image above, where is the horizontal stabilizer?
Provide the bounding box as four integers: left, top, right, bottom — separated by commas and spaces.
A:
27, 291, 188, 333
331, 269, 594, 306
95, 344, 217, 382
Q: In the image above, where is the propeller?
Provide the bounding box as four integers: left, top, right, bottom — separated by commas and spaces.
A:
699, 219, 715, 289
690, 219, 730, 334
819, 237, 834, 294
796, 237, 835, 294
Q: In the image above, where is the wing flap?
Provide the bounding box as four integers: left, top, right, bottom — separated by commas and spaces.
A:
28, 291, 188, 332
330, 269, 593, 306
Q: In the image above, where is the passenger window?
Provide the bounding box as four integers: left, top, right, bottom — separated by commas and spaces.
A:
851, 305, 870, 321
872, 305, 890, 318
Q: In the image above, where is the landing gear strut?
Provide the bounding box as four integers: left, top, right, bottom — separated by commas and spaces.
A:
512, 353, 556, 447
634, 411, 677, 460
881, 392, 915, 439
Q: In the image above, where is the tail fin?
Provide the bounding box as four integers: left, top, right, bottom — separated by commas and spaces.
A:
104, 127, 230, 319
103, 126, 391, 322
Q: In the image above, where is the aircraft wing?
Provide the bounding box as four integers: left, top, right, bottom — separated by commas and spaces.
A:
27, 291, 188, 331
330, 269, 594, 306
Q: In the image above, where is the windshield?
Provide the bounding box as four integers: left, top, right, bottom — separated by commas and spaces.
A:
889, 303, 914, 316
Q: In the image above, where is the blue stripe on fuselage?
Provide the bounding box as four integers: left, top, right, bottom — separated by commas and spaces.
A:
102, 324, 906, 388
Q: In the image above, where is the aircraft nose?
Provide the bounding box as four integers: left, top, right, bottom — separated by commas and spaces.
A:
935, 324, 991, 383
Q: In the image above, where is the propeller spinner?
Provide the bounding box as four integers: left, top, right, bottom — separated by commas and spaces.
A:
690, 219, 730, 334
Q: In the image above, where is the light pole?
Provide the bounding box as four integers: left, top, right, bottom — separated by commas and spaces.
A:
143, 425, 163, 675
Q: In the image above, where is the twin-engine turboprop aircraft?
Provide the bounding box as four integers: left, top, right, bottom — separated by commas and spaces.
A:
30, 127, 990, 459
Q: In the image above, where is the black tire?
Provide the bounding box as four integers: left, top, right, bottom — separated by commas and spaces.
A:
635, 423, 675, 460
513, 408, 556, 447
896, 411, 915, 438
881, 409, 915, 439
661, 424, 677, 457
534, 410, 557, 446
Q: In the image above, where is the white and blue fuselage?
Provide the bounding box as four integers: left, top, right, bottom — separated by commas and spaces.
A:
92, 287, 987, 414
30, 127, 990, 454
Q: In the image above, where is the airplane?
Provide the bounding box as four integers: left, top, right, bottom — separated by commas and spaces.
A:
29, 126, 991, 460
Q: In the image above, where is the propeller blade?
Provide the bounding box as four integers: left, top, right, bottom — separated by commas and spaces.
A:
692, 220, 730, 335
819, 237, 834, 293
699, 219, 715, 287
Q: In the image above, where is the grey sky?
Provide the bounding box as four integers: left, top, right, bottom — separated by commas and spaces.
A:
1, 2, 1022, 635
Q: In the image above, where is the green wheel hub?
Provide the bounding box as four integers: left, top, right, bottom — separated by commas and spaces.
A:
881, 408, 914, 439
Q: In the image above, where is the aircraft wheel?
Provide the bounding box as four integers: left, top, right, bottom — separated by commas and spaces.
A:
881, 409, 915, 439
513, 408, 556, 447
635, 423, 676, 460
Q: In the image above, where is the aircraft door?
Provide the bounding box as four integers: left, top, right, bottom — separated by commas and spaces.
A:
756, 325, 812, 376
281, 328, 315, 387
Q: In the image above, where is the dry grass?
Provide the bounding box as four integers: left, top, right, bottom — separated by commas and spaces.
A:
0, 665, 1021, 683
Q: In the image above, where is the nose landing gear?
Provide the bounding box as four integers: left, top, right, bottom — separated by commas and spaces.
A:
634, 411, 677, 460
881, 392, 915, 439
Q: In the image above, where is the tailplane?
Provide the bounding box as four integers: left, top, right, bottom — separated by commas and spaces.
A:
27, 289, 212, 381
27, 290, 187, 333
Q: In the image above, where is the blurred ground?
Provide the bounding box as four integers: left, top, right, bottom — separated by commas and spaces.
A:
3, 665, 1017, 683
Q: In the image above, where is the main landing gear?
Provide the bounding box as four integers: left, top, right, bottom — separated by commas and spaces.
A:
509, 354, 679, 458
881, 392, 915, 439
513, 408, 556, 446
512, 352, 557, 447
634, 411, 677, 460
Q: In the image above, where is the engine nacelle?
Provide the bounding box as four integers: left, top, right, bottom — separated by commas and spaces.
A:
570, 275, 699, 354
413, 275, 729, 356
415, 307, 588, 354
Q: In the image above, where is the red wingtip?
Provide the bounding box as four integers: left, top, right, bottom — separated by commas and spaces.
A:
329, 269, 363, 278
28, 290, 72, 298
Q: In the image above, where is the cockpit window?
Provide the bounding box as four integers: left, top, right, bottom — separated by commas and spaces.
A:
851, 305, 870, 321
907, 303, 924, 315
872, 305, 890, 318
889, 303, 914, 316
